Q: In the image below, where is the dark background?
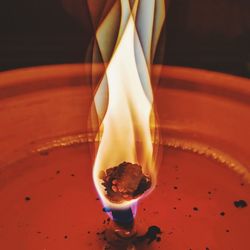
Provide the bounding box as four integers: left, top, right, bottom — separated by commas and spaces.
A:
0, 0, 250, 77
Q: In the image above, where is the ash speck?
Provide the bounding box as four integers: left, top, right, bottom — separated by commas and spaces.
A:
25, 196, 31, 202
234, 200, 248, 208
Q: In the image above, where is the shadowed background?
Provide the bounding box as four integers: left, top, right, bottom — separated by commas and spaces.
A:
0, 0, 249, 77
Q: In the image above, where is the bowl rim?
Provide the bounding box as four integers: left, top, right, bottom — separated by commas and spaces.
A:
0, 64, 250, 102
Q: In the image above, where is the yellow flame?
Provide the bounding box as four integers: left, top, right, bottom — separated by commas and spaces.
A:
92, 0, 165, 209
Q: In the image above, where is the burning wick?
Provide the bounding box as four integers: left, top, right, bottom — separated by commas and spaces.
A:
89, 0, 166, 246
100, 162, 151, 228
100, 162, 151, 203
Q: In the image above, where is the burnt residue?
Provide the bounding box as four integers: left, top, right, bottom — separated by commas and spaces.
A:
96, 225, 162, 248
25, 196, 31, 202
234, 200, 248, 208
220, 212, 225, 216
136, 225, 162, 245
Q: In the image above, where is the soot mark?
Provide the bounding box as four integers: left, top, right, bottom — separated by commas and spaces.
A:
234, 200, 248, 208
25, 196, 31, 202
136, 225, 162, 245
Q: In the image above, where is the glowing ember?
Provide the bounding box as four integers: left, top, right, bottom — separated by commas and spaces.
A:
100, 162, 151, 203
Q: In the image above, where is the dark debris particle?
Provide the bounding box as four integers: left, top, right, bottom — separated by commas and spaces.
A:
226, 229, 230, 233
64, 235, 68, 239
135, 225, 162, 245
241, 183, 245, 186
87, 231, 90, 234
173, 207, 177, 210
234, 200, 248, 208
205, 248, 210, 250
193, 207, 199, 211
208, 191, 212, 195
36, 231, 41, 234
25, 196, 31, 202
145, 226, 162, 245
173, 186, 178, 190
96, 198, 100, 201
56, 170, 60, 174
220, 212, 225, 216
156, 237, 161, 242
71, 174, 75, 177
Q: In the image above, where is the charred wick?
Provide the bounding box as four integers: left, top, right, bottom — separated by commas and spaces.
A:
98, 162, 163, 247
111, 208, 134, 228
100, 162, 151, 203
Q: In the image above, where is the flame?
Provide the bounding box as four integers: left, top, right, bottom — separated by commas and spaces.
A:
90, 0, 166, 209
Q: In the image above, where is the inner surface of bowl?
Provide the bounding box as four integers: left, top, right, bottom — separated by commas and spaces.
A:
0, 64, 250, 177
